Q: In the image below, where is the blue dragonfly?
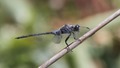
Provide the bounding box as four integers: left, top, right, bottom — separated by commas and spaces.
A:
16, 24, 90, 46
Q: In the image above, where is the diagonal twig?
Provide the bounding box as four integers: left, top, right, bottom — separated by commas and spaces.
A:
38, 9, 120, 68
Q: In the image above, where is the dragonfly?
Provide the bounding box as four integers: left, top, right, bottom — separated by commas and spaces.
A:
15, 24, 90, 46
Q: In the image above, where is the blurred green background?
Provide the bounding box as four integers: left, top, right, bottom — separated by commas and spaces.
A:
0, 0, 120, 68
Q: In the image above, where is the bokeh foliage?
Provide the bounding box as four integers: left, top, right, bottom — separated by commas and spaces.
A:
0, 0, 120, 68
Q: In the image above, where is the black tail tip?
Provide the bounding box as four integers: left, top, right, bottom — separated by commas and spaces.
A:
15, 37, 20, 39
15, 36, 24, 39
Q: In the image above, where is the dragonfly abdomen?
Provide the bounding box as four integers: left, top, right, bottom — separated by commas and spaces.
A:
15, 32, 54, 39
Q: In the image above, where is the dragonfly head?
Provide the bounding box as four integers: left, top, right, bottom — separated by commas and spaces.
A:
74, 24, 80, 31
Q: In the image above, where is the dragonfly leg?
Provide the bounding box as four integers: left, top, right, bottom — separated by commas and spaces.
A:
72, 32, 77, 40
65, 33, 71, 46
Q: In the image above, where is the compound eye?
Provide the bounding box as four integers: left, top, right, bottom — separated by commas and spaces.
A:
75, 25, 80, 28
76, 25, 78, 28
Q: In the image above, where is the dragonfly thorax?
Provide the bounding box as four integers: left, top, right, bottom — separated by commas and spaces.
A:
59, 24, 75, 34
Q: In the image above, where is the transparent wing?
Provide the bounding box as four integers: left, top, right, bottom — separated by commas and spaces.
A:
52, 34, 62, 44
73, 26, 90, 39
80, 26, 90, 34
